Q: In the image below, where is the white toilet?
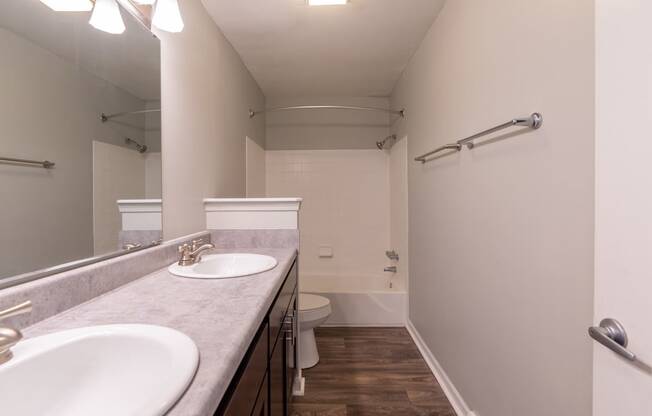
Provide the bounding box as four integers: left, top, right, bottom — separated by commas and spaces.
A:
298, 293, 331, 369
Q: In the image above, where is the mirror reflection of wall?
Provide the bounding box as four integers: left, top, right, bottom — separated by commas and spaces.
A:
0, 0, 161, 280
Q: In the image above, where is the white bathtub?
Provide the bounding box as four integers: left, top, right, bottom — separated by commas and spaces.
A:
300, 274, 407, 326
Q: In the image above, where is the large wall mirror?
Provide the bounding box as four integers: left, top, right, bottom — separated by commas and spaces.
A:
0, 1, 161, 287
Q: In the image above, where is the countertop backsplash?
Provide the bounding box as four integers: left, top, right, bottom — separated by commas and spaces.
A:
0, 231, 210, 330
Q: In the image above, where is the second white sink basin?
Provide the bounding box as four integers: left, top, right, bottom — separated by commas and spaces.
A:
169, 253, 278, 279
0, 324, 199, 416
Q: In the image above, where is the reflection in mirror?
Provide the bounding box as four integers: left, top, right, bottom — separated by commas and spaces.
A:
0, 0, 161, 284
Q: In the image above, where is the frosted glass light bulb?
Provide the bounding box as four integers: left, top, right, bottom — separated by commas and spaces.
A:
152, 0, 184, 33
89, 0, 126, 35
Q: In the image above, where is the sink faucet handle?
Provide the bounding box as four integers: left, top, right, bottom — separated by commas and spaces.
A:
191, 238, 209, 251
385, 250, 399, 261
0, 301, 31, 365
0, 301, 32, 321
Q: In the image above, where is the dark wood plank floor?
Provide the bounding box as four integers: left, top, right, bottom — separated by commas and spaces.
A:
291, 327, 456, 416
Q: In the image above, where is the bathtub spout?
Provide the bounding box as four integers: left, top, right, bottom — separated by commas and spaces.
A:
384, 266, 397, 273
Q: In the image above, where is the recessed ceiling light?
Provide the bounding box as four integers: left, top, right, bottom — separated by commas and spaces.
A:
307, 0, 349, 6
39, 0, 93, 11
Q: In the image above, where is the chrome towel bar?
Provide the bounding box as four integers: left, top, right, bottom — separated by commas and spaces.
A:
414, 112, 543, 164
414, 144, 461, 163
0, 157, 55, 169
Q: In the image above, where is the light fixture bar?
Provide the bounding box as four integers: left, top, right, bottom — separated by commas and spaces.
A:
89, 0, 126, 34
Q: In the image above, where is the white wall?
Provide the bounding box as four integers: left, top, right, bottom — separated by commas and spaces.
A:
144, 100, 162, 198
266, 150, 389, 280
388, 137, 409, 289
0, 27, 148, 279
266, 96, 390, 150
145, 100, 161, 153
92, 141, 146, 254
390, 1, 595, 415
145, 152, 162, 198
594, 1, 652, 414
245, 137, 266, 197
157, 0, 266, 239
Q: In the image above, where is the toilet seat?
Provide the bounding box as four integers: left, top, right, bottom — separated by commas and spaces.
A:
300, 293, 330, 311
299, 294, 331, 323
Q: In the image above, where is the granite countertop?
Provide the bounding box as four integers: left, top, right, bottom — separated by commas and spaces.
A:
24, 248, 298, 416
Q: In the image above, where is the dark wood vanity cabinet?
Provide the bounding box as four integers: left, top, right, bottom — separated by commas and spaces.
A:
215, 260, 298, 416
221, 321, 268, 416
270, 262, 297, 416
252, 377, 269, 416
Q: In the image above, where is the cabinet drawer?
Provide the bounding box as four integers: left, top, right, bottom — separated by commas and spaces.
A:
269, 260, 297, 350
221, 322, 269, 416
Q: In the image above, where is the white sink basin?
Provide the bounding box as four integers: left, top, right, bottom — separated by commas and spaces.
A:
168, 253, 278, 279
0, 324, 198, 416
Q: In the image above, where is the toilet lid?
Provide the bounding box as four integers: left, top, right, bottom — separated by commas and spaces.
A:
300, 294, 330, 311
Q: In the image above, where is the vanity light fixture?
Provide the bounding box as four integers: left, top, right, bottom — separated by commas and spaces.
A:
41, 0, 184, 34
307, 0, 349, 5
89, 0, 126, 34
152, 0, 184, 33
39, 0, 93, 11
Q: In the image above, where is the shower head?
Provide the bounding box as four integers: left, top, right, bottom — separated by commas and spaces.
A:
376, 134, 397, 150
125, 137, 148, 153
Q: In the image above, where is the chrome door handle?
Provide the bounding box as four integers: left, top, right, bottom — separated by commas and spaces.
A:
588, 318, 636, 361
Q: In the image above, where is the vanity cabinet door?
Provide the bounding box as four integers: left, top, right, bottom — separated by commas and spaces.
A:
219, 322, 269, 416
269, 261, 297, 347
285, 295, 297, 408
269, 336, 285, 416
252, 375, 269, 416
271, 287, 298, 416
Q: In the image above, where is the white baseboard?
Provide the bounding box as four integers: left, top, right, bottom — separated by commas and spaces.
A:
406, 319, 476, 416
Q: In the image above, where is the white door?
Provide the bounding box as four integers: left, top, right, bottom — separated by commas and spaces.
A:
594, 1, 652, 414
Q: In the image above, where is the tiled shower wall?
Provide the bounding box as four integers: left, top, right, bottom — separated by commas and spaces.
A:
266, 149, 390, 280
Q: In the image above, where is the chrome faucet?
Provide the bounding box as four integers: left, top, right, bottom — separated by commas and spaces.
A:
122, 243, 142, 250
0, 300, 32, 365
177, 239, 215, 266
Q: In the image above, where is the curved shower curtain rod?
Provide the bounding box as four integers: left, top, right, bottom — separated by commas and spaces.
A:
248, 105, 405, 119
101, 109, 161, 123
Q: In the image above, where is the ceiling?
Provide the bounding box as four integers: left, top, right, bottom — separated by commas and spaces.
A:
202, 0, 445, 98
1, 0, 160, 100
